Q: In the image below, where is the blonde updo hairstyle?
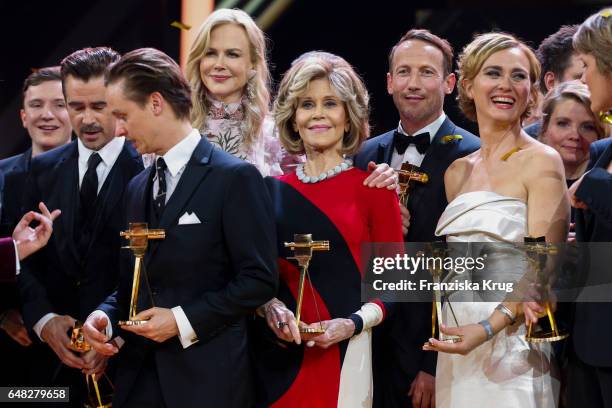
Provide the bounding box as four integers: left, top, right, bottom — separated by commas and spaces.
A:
185, 8, 270, 149
274, 52, 370, 156
457, 32, 541, 122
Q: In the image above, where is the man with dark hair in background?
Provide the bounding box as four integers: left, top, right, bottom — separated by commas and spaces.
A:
18, 47, 143, 406
82, 47, 277, 408
355, 29, 480, 408
524, 25, 584, 137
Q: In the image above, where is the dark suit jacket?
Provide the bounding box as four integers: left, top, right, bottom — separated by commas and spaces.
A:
523, 120, 542, 139
0, 237, 16, 284
354, 117, 479, 406
573, 138, 612, 367
0, 148, 31, 237
18, 140, 143, 330
98, 138, 278, 408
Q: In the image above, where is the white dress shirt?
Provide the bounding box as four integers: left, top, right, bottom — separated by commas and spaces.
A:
77, 136, 126, 192
90, 128, 202, 349
389, 112, 446, 170
33, 136, 127, 341
13, 241, 20, 274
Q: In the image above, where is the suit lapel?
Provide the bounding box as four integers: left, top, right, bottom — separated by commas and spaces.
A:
55, 143, 81, 266
83, 145, 137, 259
147, 139, 213, 263
594, 142, 612, 169
377, 131, 395, 165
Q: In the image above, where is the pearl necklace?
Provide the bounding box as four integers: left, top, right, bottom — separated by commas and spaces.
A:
296, 158, 353, 183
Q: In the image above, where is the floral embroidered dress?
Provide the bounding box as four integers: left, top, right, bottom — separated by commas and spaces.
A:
201, 97, 296, 176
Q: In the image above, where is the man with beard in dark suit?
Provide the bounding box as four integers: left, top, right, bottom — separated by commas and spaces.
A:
355, 29, 480, 408
18, 47, 143, 406
82, 48, 277, 408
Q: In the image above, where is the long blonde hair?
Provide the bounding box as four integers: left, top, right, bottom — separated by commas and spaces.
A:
185, 9, 270, 149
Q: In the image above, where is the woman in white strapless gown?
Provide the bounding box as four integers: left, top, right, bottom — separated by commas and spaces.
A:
422, 33, 570, 408
434, 191, 559, 408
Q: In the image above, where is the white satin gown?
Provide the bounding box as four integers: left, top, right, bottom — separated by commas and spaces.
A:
434, 191, 559, 408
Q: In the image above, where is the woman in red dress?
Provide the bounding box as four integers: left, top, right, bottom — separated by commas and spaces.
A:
250, 52, 403, 407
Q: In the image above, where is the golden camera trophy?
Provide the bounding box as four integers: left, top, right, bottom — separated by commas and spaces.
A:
118, 222, 165, 326
397, 162, 429, 207
70, 322, 113, 408
524, 236, 568, 343
284, 234, 329, 336
421, 243, 462, 344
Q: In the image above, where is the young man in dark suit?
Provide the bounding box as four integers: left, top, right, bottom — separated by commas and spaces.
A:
568, 137, 612, 406
18, 47, 143, 404
354, 29, 480, 408
0, 66, 73, 383
82, 48, 277, 408
0, 66, 72, 236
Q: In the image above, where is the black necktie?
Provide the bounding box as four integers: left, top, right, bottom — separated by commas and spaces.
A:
77, 152, 102, 257
80, 152, 103, 220
393, 131, 431, 155
153, 157, 167, 218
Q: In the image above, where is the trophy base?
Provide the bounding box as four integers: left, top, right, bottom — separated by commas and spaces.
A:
525, 331, 569, 343
300, 327, 326, 334
118, 320, 148, 326
299, 326, 325, 341
424, 336, 462, 346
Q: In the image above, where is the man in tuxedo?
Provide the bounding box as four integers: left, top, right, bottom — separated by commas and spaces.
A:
18, 47, 143, 404
354, 29, 480, 408
0, 66, 73, 381
82, 48, 277, 408
567, 137, 612, 406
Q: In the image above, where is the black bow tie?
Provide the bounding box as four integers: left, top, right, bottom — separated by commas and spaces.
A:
393, 131, 431, 155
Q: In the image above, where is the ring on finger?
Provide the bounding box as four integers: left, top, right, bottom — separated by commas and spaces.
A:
277, 321, 287, 329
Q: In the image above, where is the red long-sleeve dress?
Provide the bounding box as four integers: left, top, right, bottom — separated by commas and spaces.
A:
251, 167, 403, 407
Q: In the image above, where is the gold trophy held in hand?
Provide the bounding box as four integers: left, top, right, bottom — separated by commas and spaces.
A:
397, 162, 429, 207
284, 234, 329, 339
421, 243, 462, 344
70, 322, 113, 408
118, 222, 165, 326
524, 236, 568, 343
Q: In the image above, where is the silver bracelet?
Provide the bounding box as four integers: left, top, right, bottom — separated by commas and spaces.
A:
495, 304, 516, 325
478, 319, 494, 341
